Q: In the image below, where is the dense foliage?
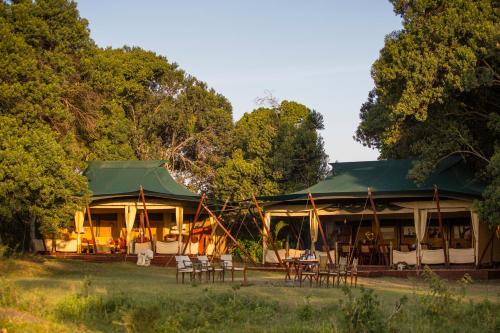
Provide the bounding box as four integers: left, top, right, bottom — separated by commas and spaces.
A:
0, 0, 328, 247
215, 100, 329, 200
355, 0, 499, 226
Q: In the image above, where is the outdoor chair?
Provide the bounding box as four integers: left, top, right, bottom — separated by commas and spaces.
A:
197, 255, 223, 282
175, 255, 199, 283
81, 238, 94, 254
220, 254, 246, 283
316, 255, 336, 287
347, 257, 359, 287
341, 244, 351, 258
299, 261, 318, 287
360, 245, 373, 265
336, 256, 348, 286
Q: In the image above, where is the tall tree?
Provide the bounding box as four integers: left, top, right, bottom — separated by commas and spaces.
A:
355, 0, 499, 225
0, 0, 234, 247
214, 100, 328, 199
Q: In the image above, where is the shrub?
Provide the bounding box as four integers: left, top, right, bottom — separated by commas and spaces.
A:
231, 239, 263, 263
338, 286, 387, 333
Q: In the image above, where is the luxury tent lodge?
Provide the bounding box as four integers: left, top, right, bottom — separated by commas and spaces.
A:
34, 161, 222, 257
260, 157, 499, 269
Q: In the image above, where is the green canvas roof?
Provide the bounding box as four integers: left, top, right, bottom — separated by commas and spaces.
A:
262, 157, 485, 202
84, 160, 200, 202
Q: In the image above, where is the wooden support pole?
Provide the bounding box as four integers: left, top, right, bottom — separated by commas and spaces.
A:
211, 198, 237, 256
210, 200, 243, 260
202, 203, 257, 265
308, 193, 334, 267
367, 188, 389, 266
252, 194, 283, 266
434, 186, 449, 266
139, 186, 155, 252
182, 193, 206, 255
478, 231, 495, 267
209, 198, 231, 238
86, 205, 98, 254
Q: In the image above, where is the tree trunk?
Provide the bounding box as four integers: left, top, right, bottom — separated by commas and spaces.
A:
29, 216, 36, 252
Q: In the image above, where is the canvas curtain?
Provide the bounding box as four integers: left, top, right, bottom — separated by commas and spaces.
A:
74, 210, 85, 253
176, 207, 184, 253
414, 209, 428, 265
309, 210, 318, 249
125, 205, 137, 254
470, 210, 480, 265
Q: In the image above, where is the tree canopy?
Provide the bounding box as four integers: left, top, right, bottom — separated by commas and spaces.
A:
355, 0, 499, 225
214, 100, 329, 200
0, 0, 329, 247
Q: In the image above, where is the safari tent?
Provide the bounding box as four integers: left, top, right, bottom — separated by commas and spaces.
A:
260, 157, 499, 267
34, 161, 221, 256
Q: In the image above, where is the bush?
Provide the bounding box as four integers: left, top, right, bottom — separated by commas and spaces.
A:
231, 239, 263, 263
338, 286, 387, 333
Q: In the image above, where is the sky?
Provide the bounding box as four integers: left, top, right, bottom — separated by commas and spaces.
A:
76, 1, 402, 162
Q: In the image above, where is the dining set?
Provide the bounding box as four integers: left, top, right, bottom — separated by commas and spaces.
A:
283, 255, 358, 287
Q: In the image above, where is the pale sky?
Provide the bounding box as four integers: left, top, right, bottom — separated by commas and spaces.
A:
77, 1, 402, 162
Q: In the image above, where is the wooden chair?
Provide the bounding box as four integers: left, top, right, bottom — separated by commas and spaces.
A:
299, 261, 318, 287
220, 254, 246, 283
341, 244, 351, 258
348, 258, 359, 287
81, 238, 94, 254
360, 245, 373, 265
316, 255, 336, 287
198, 255, 223, 282
336, 256, 348, 286
175, 255, 198, 283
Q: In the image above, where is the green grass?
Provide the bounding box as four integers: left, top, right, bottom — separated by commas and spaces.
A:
0, 257, 499, 332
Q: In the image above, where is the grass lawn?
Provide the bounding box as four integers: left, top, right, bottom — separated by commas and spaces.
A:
0, 257, 499, 332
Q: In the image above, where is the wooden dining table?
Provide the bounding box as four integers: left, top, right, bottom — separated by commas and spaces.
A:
283, 258, 319, 281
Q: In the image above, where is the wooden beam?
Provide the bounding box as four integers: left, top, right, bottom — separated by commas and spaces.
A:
434, 186, 449, 266
202, 203, 257, 265
368, 188, 389, 266
210, 197, 235, 256
478, 231, 495, 266
182, 193, 206, 255
139, 186, 155, 252
86, 205, 98, 254
252, 194, 283, 266
308, 193, 334, 267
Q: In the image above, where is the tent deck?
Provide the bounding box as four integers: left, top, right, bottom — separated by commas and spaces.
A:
44, 253, 500, 280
